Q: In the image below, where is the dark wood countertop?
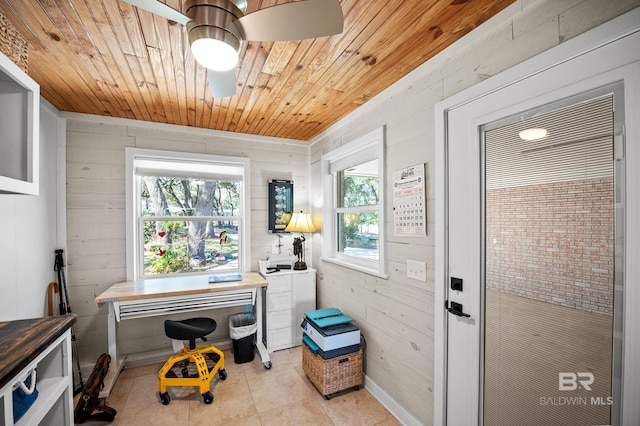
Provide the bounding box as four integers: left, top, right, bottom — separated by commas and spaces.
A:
0, 315, 77, 389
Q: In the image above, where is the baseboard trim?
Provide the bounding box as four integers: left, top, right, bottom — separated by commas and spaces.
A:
364, 375, 422, 426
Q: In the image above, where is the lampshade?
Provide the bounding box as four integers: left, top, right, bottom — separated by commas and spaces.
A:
285, 212, 316, 233
518, 128, 548, 141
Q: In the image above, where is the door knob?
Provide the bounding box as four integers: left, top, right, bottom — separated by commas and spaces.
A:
446, 300, 470, 318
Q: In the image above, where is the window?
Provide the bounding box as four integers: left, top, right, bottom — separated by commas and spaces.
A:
126, 148, 251, 280
321, 127, 386, 277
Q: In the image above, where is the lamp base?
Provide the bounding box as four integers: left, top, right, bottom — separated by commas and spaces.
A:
293, 261, 307, 270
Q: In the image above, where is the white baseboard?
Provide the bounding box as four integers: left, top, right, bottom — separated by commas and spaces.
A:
364, 375, 423, 426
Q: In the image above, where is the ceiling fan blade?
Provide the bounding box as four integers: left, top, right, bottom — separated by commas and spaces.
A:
208, 69, 237, 98
234, 0, 343, 42
123, 0, 191, 26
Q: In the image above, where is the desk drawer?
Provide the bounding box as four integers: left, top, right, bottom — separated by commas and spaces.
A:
269, 326, 293, 348
115, 288, 256, 321
267, 292, 291, 312
269, 309, 292, 329
266, 274, 292, 293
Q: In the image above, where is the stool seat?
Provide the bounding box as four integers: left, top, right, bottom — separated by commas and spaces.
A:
165, 317, 217, 341
158, 317, 226, 406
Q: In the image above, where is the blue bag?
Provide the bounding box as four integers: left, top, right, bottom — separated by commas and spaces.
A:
13, 369, 39, 423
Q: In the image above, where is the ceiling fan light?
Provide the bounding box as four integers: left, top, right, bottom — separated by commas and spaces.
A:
191, 37, 239, 71
519, 127, 548, 141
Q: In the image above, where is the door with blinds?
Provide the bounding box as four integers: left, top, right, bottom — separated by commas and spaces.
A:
444, 84, 625, 425
443, 78, 626, 424
440, 20, 640, 425
480, 88, 622, 426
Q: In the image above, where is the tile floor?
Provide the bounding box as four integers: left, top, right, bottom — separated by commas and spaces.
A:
82, 345, 401, 426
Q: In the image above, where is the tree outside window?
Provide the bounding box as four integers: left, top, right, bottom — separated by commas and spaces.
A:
127, 149, 249, 280
337, 160, 379, 260
140, 176, 240, 276
321, 127, 385, 276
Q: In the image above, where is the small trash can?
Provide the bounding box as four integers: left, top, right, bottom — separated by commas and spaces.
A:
229, 313, 257, 364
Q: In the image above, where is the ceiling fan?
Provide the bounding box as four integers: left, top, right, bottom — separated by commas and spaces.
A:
124, 0, 344, 98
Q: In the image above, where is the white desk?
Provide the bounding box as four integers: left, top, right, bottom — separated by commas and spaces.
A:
95, 272, 269, 397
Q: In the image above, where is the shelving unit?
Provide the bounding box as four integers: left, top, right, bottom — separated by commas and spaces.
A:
0, 316, 76, 426
262, 269, 316, 352
0, 50, 39, 195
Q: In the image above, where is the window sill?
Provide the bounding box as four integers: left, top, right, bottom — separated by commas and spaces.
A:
320, 257, 388, 280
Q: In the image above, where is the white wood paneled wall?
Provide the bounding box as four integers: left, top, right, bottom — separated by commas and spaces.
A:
309, 0, 640, 424
63, 115, 310, 365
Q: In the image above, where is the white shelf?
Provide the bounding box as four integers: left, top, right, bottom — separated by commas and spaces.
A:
0, 50, 39, 195
15, 376, 70, 426
0, 328, 73, 426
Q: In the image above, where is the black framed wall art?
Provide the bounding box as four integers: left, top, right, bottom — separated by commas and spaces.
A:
268, 179, 293, 233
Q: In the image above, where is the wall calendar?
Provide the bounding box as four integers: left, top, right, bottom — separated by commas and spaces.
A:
393, 163, 426, 236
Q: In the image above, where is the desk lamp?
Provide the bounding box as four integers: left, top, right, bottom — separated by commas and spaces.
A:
285, 211, 316, 270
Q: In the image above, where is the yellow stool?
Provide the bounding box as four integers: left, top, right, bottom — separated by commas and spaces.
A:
158, 317, 227, 405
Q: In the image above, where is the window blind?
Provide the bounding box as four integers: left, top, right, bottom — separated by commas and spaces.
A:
485, 95, 613, 189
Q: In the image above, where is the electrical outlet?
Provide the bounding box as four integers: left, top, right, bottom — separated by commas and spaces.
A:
407, 259, 427, 281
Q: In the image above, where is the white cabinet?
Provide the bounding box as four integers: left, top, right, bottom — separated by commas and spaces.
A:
0, 317, 75, 426
0, 51, 39, 195
262, 269, 316, 352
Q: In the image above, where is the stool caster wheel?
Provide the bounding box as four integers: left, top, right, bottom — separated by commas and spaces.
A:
159, 392, 170, 405
324, 394, 332, 400
202, 391, 214, 404
219, 369, 227, 380
263, 361, 272, 369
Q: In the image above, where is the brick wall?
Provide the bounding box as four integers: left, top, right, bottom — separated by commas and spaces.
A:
486, 178, 614, 315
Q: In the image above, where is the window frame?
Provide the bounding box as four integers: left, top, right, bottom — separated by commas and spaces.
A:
321, 127, 387, 278
125, 148, 251, 280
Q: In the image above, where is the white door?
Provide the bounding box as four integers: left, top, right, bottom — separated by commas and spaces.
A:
443, 88, 484, 426
437, 22, 640, 426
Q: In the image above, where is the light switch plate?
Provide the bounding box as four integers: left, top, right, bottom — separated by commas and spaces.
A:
407, 259, 426, 281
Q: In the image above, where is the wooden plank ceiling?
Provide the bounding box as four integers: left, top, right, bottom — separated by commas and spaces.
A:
0, 0, 513, 141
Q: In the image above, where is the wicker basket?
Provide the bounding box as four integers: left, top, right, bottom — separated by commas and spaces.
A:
302, 343, 363, 399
